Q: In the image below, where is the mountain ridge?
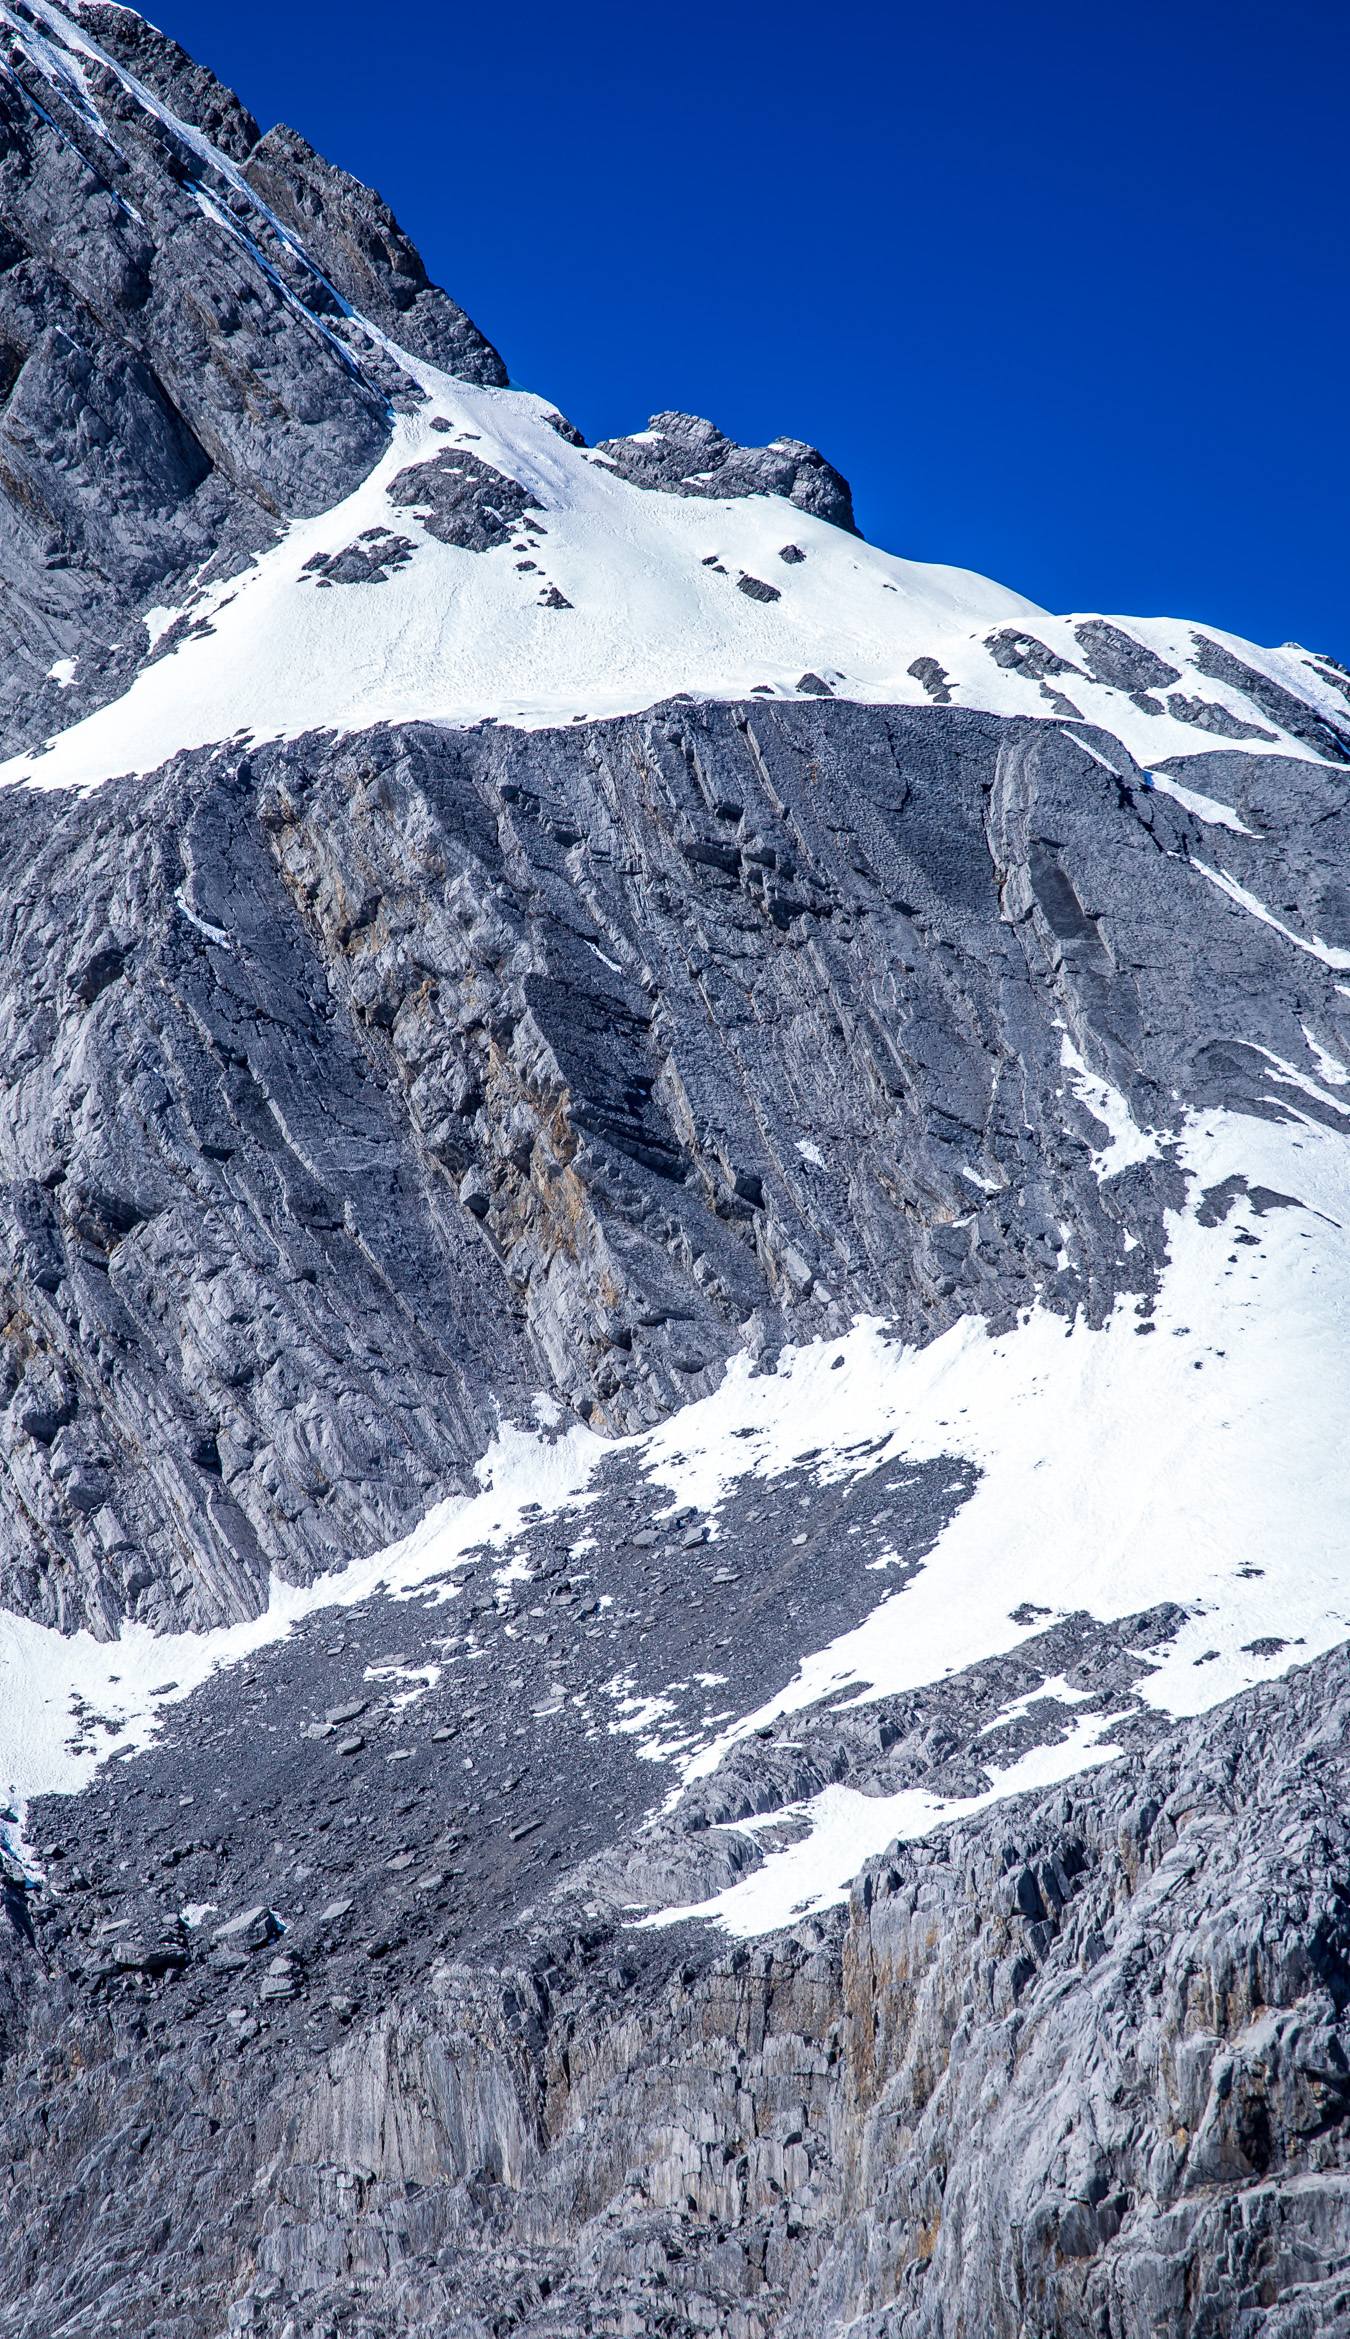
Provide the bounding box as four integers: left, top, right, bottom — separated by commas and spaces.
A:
1, 0, 1346, 791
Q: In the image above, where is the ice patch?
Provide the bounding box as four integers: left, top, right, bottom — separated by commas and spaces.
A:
1302, 1025, 1350, 1088
1193, 861, 1350, 972
175, 885, 231, 946
141, 606, 179, 651
1060, 1033, 1162, 1178
1147, 770, 1259, 835
1060, 729, 1121, 775
1247, 1043, 1350, 1120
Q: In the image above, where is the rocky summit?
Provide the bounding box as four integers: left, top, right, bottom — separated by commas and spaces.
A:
1, 6, 1350, 2336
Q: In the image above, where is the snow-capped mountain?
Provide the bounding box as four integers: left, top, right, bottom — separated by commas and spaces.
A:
1, 0, 1346, 795
1, 6, 1349, 2337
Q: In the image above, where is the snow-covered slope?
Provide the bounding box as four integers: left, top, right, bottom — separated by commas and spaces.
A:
5, 354, 1348, 794
0, 3, 1344, 793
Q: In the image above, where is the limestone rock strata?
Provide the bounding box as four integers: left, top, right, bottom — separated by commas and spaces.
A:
4, 1643, 1349, 2337
5, 706, 1345, 1636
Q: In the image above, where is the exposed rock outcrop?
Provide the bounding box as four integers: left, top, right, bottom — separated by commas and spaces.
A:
595, 409, 858, 532
5, 1636, 1350, 2338
242, 123, 507, 385
4, 701, 1346, 1639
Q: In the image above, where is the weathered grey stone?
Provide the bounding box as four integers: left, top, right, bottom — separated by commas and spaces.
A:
985, 626, 1085, 680
303, 529, 415, 585
75, 1, 264, 161
1166, 691, 1278, 741
242, 123, 507, 385
0, 700, 1346, 1641
1073, 617, 1181, 693
1189, 632, 1350, 763
595, 410, 857, 532
387, 445, 537, 548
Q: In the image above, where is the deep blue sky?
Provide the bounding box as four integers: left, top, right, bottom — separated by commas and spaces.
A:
152, 0, 1348, 659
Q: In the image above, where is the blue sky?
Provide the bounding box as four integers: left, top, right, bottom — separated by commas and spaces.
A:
152, 0, 1348, 660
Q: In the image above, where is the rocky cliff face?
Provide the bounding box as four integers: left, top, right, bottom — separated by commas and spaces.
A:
7, 1633, 1350, 2339
0, 0, 502, 765
3, 703, 1347, 1649
1, 7, 1350, 2336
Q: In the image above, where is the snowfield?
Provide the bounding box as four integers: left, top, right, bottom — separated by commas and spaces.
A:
3, 355, 1344, 795
0, 0, 1343, 798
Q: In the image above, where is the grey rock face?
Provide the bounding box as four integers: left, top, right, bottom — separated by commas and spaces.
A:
388, 445, 538, 547
595, 409, 858, 532
242, 123, 507, 385
0, 699, 1346, 1651
0, 747, 524, 1635
5, 1621, 1350, 2336
0, 711, 1216, 1627
1166, 692, 1277, 741
0, 316, 213, 593
985, 625, 1085, 681
74, 0, 263, 161
907, 652, 954, 701
303, 527, 415, 585
1074, 617, 1181, 693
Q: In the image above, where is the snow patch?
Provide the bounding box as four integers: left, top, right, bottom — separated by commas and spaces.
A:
1147, 770, 1259, 835
1060, 1033, 1162, 1178
1302, 1025, 1350, 1089
1193, 861, 1350, 972
141, 606, 179, 651
0, 1416, 609, 1807
646, 1710, 1125, 1937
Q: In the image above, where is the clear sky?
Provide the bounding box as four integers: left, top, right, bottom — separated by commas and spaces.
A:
149, 0, 1348, 660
